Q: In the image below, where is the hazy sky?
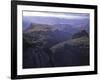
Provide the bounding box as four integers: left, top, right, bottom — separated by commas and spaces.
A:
23, 11, 90, 29
23, 11, 89, 19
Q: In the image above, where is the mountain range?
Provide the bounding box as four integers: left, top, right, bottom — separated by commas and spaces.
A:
23, 22, 89, 68
23, 16, 89, 31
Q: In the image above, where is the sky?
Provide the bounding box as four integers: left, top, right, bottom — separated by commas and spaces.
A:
23, 11, 90, 29
23, 11, 89, 19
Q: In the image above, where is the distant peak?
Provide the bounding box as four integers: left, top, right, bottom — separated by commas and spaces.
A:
72, 30, 89, 39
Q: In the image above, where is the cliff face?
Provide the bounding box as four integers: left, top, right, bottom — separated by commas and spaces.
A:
23, 23, 89, 68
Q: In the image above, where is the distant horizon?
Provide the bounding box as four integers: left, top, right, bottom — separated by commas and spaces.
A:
23, 11, 89, 19
23, 11, 90, 30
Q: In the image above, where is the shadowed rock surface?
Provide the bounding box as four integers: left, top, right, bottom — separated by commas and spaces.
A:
23, 23, 89, 68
